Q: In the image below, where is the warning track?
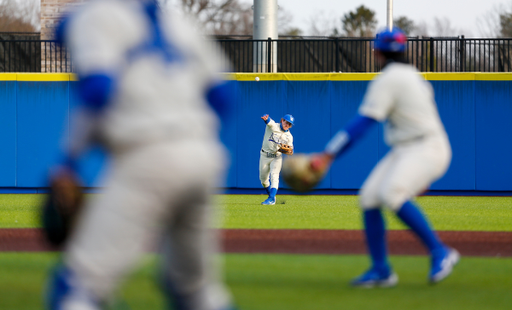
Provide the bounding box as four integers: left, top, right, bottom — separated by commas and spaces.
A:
1, 229, 511, 257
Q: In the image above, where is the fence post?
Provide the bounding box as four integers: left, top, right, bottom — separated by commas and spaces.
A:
429, 37, 434, 72
459, 35, 465, 72
335, 37, 339, 72
267, 37, 272, 73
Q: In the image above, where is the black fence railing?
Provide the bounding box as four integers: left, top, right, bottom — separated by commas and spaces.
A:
0, 40, 72, 72
2, 37, 512, 73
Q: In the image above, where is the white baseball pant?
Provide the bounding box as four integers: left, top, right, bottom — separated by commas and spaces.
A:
359, 134, 452, 211
65, 140, 231, 310
259, 151, 282, 189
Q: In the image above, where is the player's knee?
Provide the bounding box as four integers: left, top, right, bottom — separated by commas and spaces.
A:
260, 178, 270, 187
359, 188, 381, 210
378, 186, 409, 211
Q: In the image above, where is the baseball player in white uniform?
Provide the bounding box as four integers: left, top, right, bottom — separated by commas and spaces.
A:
47, 1, 234, 309
310, 28, 459, 287
259, 114, 294, 205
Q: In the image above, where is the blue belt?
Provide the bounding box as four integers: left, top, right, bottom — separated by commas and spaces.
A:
261, 149, 278, 158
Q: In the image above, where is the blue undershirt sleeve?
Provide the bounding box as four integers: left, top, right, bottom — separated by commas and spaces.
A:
77, 73, 116, 113
325, 114, 378, 158
206, 80, 236, 124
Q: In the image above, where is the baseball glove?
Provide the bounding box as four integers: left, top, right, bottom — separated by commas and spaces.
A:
282, 153, 332, 192
279, 144, 293, 155
41, 171, 84, 246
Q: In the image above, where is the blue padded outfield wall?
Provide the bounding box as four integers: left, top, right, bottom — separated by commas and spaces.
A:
1, 72, 512, 193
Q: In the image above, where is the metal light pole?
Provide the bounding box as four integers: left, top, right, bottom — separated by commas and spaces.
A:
387, 0, 393, 30
253, 0, 278, 72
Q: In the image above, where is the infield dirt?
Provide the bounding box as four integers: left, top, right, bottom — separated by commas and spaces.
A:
1, 228, 510, 257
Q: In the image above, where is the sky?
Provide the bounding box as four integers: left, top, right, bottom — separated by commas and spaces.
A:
247, 0, 511, 37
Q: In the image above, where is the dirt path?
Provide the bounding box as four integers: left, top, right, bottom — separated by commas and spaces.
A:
1, 229, 511, 257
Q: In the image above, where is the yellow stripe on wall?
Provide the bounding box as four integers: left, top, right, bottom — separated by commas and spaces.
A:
0, 73, 17, 80
221, 72, 512, 81
2, 72, 512, 82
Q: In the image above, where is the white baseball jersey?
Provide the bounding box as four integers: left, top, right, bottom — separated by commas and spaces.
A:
359, 63, 447, 146
261, 119, 294, 154
60, 1, 232, 309
66, 0, 225, 153
357, 62, 451, 210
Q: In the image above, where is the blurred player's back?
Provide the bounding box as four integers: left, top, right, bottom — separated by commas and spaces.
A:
48, 1, 234, 310
66, 0, 223, 151
360, 62, 447, 146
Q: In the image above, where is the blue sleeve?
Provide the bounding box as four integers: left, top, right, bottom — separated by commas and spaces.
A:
206, 81, 236, 123
325, 114, 378, 158
345, 114, 378, 141
77, 73, 116, 113
263, 117, 270, 124
54, 14, 72, 46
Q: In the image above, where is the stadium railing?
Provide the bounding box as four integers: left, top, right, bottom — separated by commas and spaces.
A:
1, 36, 512, 73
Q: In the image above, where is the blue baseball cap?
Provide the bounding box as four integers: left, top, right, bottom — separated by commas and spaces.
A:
375, 28, 407, 52
282, 114, 295, 125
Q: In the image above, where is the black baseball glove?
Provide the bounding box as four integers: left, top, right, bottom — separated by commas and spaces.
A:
41, 170, 84, 246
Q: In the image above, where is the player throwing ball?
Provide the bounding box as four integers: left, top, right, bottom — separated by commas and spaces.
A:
286, 28, 459, 287
260, 114, 294, 205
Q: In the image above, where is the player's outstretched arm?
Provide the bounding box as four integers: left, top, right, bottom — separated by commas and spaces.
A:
325, 114, 378, 158
307, 114, 378, 176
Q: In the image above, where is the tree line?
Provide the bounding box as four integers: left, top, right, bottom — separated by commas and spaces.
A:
2, 0, 512, 38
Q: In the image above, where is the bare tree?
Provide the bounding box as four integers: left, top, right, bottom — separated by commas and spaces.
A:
478, 2, 512, 37
168, 0, 253, 35
0, 0, 40, 32
431, 17, 458, 37
277, 5, 299, 36
307, 11, 339, 36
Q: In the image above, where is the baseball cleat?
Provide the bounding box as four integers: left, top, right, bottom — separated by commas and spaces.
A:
350, 268, 398, 288
261, 197, 276, 205
429, 247, 460, 284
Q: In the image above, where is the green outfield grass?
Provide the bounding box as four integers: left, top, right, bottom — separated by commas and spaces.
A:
1, 194, 512, 231
0, 253, 510, 310
1, 194, 511, 310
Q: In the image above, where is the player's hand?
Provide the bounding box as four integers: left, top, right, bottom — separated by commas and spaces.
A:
261, 114, 269, 121
310, 153, 334, 173
281, 152, 332, 192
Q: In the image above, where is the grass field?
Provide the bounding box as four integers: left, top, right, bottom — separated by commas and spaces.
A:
1, 194, 511, 310
2, 194, 512, 231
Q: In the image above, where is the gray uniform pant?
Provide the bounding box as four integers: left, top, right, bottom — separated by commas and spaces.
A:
65, 140, 231, 310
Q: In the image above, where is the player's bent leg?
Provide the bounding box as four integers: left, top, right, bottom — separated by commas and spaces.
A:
261, 157, 281, 205
259, 155, 271, 188
351, 207, 398, 288
396, 201, 444, 253
65, 179, 164, 302
377, 141, 458, 283
160, 188, 234, 310
395, 201, 459, 283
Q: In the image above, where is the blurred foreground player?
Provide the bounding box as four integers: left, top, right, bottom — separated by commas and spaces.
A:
283, 28, 459, 287
47, 0, 235, 309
